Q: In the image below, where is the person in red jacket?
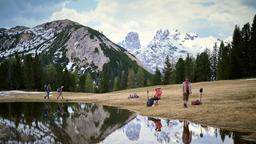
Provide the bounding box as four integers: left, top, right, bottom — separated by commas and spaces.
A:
153, 88, 162, 104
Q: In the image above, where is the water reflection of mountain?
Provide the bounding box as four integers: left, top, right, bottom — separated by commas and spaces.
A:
0, 102, 136, 144
123, 117, 142, 141
118, 116, 252, 144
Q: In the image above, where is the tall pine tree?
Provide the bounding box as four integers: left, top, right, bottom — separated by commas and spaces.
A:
153, 67, 162, 85
184, 54, 195, 82
136, 68, 145, 87
163, 56, 173, 85
230, 25, 242, 79
195, 51, 211, 82
211, 43, 218, 80
249, 14, 256, 77
127, 69, 136, 88
175, 58, 185, 83
241, 23, 251, 77
113, 76, 120, 91
85, 73, 93, 92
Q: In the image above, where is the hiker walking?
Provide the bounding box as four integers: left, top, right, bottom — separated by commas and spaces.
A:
44, 84, 51, 99
57, 86, 64, 99
182, 78, 191, 108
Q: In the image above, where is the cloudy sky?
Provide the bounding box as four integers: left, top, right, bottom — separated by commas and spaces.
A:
0, 0, 255, 45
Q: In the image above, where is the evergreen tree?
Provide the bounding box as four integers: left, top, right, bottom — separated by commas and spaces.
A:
14, 54, 24, 89
184, 54, 195, 82
120, 70, 127, 90
79, 73, 86, 92
23, 55, 35, 90
175, 58, 185, 83
146, 78, 152, 86
70, 71, 79, 92
217, 41, 224, 80
230, 25, 242, 79
63, 68, 71, 91
241, 23, 251, 77
127, 69, 136, 88
153, 67, 162, 85
211, 43, 218, 80
85, 73, 93, 92
249, 14, 256, 77
136, 68, 145, 87
0, 60, 10, 89
33, 55, 44, 90
163, 56, 173, 85
195, 51, 211, 82
223, 44, 231, 79
99, 72, 109, 93
113, 76, 120, 91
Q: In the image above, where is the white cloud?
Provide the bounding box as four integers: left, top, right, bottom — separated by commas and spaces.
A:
49, 0, 255, 45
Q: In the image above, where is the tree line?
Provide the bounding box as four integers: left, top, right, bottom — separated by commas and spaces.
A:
154, 14, 256, 84
0, 54, 152, 92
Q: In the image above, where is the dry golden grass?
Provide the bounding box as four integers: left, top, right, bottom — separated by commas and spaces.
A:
1, 79, 256, 137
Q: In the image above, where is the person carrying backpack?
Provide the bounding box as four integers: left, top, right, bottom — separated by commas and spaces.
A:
182, 78, 191, 108
57, 86, 64, 100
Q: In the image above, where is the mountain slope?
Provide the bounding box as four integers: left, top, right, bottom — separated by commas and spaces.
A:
0, 20, 149, 81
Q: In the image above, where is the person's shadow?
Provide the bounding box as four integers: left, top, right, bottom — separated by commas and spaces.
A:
182, 121, 192, 144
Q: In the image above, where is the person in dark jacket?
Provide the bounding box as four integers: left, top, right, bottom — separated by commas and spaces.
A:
44, 84, 51, 99
57, 86, 64, 99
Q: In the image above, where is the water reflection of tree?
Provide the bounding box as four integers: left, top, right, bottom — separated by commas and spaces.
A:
219, 129, 252, 144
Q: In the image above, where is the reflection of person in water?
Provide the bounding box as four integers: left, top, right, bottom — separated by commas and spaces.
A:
148, 118, 162, 132
153, 119, 162, 132
43, 102, 50, 117
57, 103, 65, 116
182, 121, 192, 144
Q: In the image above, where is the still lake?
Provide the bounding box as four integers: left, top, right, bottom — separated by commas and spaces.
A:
0, 102, 253, 144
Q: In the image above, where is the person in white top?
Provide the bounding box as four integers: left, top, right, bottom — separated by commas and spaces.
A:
182, 78, 192, 108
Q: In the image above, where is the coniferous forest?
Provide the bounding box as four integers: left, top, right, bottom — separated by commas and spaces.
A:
0, 15, 256, 92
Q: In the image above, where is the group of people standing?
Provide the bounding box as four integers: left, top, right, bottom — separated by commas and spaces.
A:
44, 84, 64, 100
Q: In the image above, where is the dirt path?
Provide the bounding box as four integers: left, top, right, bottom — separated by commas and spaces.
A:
1, 79, 256, 140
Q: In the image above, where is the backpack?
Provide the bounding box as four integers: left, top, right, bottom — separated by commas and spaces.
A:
57, 88, 60, 92
146, 98, 154, 107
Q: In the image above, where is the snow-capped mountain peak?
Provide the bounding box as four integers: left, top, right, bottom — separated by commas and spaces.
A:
153, 29, 170, 41
119, 29, 227, 72
119, 32, 141, 51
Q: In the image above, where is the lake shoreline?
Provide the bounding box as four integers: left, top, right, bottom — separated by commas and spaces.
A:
0, 79, 256, 141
